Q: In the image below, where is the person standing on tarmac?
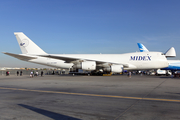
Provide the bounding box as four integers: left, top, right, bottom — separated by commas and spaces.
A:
36, 71, 38, 76
20, 71, 23, 76
17, 71, 19, 76
41, 71, 43, 77
128, 71, 131, 78
30, 71, 33, 78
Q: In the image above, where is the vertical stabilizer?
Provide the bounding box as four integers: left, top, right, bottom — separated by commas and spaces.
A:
137, 43, 149, 52
14, 32, 47, 55
165, 47, 176, 57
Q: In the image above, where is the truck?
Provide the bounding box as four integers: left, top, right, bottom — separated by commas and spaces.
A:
156, 69, 171, 76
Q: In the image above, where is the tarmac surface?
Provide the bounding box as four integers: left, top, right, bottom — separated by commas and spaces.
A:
0, 74, 180, 120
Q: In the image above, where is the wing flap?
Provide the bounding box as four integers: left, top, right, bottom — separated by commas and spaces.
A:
40, 55, 130, 67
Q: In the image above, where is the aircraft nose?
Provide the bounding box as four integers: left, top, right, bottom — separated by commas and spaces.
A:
163, 61, 169, 68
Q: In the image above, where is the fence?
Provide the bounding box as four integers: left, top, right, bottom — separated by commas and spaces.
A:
0, 69, 69, 76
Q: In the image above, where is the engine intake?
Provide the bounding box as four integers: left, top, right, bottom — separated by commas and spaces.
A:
103, 65, 123, 73
73, 61, 96, 71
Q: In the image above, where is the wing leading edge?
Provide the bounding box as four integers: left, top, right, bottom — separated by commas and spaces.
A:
40, 54, 130, 68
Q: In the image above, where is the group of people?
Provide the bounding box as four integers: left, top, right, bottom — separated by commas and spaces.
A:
30, 71, 43, 78
15, 70, 44, 78
17, 71, 23, 76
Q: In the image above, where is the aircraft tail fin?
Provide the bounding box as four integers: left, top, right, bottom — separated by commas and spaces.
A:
165, 47, 176, 57
14, 32, 47, 55
137, 43, 149, 52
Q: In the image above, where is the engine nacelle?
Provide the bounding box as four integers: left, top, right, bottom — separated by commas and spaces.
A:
103, 65, 123, 73
73, 61, 96, 71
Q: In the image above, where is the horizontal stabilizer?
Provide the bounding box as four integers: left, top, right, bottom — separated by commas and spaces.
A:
3, 52, 37, 61
165, 47, 176, 57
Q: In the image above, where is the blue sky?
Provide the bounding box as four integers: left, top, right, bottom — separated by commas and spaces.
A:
1, 0, 180, 68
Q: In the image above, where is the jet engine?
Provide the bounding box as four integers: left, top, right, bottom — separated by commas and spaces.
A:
103, 65, 123, 73
73, 61, 96, 71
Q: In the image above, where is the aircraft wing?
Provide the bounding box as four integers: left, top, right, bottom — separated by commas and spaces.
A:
40, 54, 130, 67
3, 52, 37, 61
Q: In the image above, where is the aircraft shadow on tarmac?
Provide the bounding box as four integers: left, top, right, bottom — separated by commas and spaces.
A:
165, 92, 180, 95
18, 104, 81, 120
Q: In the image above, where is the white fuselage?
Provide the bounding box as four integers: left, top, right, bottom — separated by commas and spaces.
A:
25, 52, 168, 70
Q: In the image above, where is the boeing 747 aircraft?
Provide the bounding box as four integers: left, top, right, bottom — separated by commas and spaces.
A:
137, 43, 180, 71
3, 33, 169, 73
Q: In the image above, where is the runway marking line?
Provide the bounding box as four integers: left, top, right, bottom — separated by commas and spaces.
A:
0, 87, 180, 103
